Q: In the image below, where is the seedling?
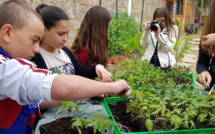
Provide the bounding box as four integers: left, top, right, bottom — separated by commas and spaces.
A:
56, 101, 79, 115
70, 113, 116, 134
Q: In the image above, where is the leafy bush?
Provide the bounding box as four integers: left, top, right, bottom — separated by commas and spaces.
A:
174, 18, 180, 26
122, 32, 144, 59
108, 13, 140, 57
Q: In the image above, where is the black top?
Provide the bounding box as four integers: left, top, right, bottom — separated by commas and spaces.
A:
196, 45, 215, 89
31, 46, 97, 79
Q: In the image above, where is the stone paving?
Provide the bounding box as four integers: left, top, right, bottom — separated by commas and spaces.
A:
175, 27, 204, 88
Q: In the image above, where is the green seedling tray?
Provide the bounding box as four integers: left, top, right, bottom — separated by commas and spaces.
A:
102, 97, 215, 134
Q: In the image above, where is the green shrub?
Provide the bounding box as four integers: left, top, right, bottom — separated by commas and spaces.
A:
108, 13, 140, 57
122, 32, 144, 59
174, 18, 180, 26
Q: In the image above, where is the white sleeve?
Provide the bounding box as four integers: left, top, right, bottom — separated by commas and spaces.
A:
0, 58, 58, 105
140, 30, 150, 47
156, 25, 179, 51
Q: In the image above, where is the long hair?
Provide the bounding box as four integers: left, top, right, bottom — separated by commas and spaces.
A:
153, 7, 179, 42
71, 6, 111, 67
201, 0, 215, 56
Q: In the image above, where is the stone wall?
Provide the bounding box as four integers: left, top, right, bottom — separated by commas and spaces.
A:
0, 0, 164, 46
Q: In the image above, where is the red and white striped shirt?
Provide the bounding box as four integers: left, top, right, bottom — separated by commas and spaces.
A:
0, 54, 58, 105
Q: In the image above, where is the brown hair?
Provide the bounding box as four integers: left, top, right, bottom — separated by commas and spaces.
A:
202, 1, 215, 36
70, 6, 111, 67
201, 0, 215, 56
35, 4, 69, 30
153, 7, 179, 42
0, 0, 42, 29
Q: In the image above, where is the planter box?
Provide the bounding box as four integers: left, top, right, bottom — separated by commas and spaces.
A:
102, 97, 215, 134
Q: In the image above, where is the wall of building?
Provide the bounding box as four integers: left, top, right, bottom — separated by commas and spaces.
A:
0, 0, 165, 46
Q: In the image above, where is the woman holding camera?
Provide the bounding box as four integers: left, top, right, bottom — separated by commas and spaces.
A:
140, 7, 179, 70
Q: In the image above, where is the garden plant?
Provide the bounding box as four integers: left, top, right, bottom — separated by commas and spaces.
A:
111, 60, 195, 90
40, 101, 114, 134
102, 60, 215, 133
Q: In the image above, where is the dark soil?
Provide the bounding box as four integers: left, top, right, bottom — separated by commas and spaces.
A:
109, 100, 215, 133
40, 117, 101, 134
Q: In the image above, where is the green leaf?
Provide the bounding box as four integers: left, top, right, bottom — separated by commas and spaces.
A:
71, 118, 83, 129
197, 113, 207, 122
145, 119, 153, 132
170, 115, 182, 129
189, 120, 195, 128
139, 106, 147, 115
151, 108, 161, 115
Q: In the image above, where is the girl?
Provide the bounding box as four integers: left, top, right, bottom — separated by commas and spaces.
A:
71, 6, 111, 68
31, 4, 111, 127
140, 7, 179, 69
196, 0, 215, 90
32, 4, 111, 81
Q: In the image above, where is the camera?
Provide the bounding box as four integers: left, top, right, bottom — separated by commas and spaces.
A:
150, 20, 162, 31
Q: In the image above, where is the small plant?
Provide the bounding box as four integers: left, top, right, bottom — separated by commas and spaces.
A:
70, 113, 116, 134
178, 37, 192, 60
174, 39, 183, 52
112, 60, 194, 90
125, 88, 215, 132
56, 101, 79, 115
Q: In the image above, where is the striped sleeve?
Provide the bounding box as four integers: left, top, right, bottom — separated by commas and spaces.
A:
0, 58, 58, 105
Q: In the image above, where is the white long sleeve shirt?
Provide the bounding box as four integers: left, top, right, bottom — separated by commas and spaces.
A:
0, 55, 58, 105
140, 25, 179, 68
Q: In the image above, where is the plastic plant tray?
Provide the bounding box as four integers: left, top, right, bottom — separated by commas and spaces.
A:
102, 97, 215, 134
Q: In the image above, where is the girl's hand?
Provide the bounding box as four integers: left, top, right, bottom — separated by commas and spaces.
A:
197, 71, 212, 88
202, 33, 215, 46
154, 24, 161, 36
144, 22, 151, 31
95, 64, 112, 82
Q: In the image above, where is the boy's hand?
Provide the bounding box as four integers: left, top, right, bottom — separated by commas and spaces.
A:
95, 64, 112, 82
197, 71, 212, 88
110, 80, 132, 98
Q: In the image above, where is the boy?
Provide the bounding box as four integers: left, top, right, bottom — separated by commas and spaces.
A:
0, 1, 131, 134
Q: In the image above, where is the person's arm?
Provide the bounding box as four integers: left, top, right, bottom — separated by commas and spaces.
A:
196, 44, 210, 74
51, 75, 130, 101
39, 100, 61, 109
156, 25, 179, 52
196, 43, 212, 88
201, 33, 215, 46
0, 58, 131, 105
140, 22, 150, 47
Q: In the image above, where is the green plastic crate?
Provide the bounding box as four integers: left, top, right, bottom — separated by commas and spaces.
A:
102, 97, 215, 134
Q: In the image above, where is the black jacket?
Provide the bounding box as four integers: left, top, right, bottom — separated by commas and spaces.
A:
31, 46, 97, 79
196, 45, 215, 89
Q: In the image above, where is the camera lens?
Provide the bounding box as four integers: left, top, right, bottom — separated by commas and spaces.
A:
150, 25, 158, 31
